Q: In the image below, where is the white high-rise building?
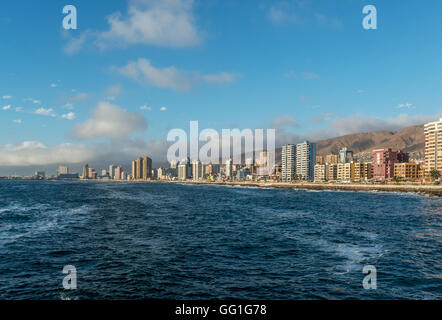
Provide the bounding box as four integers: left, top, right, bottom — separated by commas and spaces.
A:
192, 160, 202, 181
282, 144, 295, 182
114, 166, 123, 180
109, 165, 116, 180
296, 141, 317, 181
178, 158, 191, 180
225, 158, 233, 179
424, 118, 442, 177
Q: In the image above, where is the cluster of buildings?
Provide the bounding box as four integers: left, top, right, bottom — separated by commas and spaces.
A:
161, 152, 272, 182
34, 118, 442, 184
313, 148, 417, 183
312, 117, 442, 183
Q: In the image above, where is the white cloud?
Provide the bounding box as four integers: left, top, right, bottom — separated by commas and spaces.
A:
12, 119, 22, 124
203, 72, 238, 85
61, 112, 76, 120
15, 107, 23, 112
160, 106, 167, 111
50, 83, 58, 88
98, 0, 200, 49
397, 103, 414, 109
0, 141, 95, 166
71, 101, 147, 139
114, 58, 195, 91
2, 95, 12, 99
64, 31, 90, 55
140, 105, 152, 111
35, 107, 56, 117
270, 115, 298, 128
2, 105, 11, 110
115, 58, 238, 91
329, 113, 439, 136
0, 138, 171, 168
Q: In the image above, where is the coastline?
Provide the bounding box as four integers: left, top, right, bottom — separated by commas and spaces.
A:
3, 178, 441, 197
166, 180, 442, 197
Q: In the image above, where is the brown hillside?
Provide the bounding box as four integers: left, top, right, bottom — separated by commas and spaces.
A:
315, 125, 425, 156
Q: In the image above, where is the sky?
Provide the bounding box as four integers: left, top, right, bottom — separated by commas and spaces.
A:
1, 0, 442, 175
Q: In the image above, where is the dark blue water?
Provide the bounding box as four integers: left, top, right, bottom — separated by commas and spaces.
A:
0, 180, 441, 299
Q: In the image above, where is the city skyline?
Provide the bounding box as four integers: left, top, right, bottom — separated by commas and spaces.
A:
1, 0, 442, 176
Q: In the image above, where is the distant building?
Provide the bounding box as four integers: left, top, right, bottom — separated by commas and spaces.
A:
58, 173, 79, 180
143, 157, 152, 180
131, 161, 137, 180
353, 162, 372, 181
225, 158, 233, 179
136, 157, 143, 180
192, 160, 202, 181
57, 165, 69, 176
424, 118, 442, 177
83, 164, 89, 179
372, 148, 409, 180
88, 168, 97, 179
328, 163, 338, 181
394, 163, 419, 180
282, 144, 296, 182
339, 147, 353, 163
316, 156, 324, 165
325, 154, 338, 164
114, 166, 123, 180
178, 158, 191, 180
109, 165, 116, 180
296, 141, 316, 181
34, 171, 45, 179
314, 164, 328, 182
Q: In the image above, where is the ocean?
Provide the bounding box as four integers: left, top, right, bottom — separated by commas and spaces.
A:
0, 180, 441, 299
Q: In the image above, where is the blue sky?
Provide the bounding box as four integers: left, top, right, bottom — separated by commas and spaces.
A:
0, 0, 441, 174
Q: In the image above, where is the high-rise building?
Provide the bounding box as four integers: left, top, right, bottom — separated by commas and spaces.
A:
136, 157, 143, 180
281, 144, 295, 182
114, 166, 123, 180
424, 118, 442, 177
143, 157, 152, 180
131, 161, 137, 180
178, 158, 191, 180
109, 165, 116, 180
83, 164, 89, 179
225, 158, 233, 179
192, 160, 202, 181
296, 141, 316, 181
316, 156, 324, 165
339, 147, 354, 163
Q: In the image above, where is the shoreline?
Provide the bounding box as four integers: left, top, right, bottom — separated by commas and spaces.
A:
2, 178, 441, 197
167, 180, 442, 197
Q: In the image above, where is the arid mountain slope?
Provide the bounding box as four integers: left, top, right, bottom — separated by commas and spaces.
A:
315, 125, 425, 156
